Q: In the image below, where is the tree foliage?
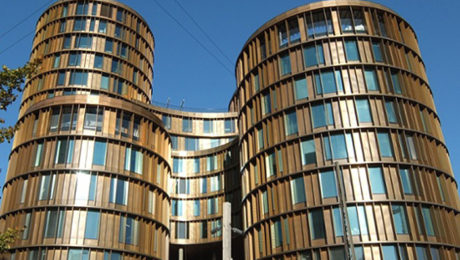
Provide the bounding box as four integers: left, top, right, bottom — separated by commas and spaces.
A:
0, 60, 40, 143
0, 228, 21, 253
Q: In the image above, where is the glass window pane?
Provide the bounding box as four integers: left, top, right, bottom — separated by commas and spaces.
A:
300, 139, 316, 165
332, 208, 343, 237
399, 168, 413, 195
422, 207, 434, 236
369, 167, 386, 194
294, 78, 308, 100
84, 211, 100, 239
93, 140, 106, 165
347, 206, 360, 235
382, 245, 399, 260
285, 111, 298, 136
280, 53, 291, 75
345, 40, 359, 61
356, 99, 372, 123
331, 134, 348, 159
290, 176, 306, 204
392, 204, 409, 234
385, 101, 398, 123
320, 170, 337, 198
365, 69, 380, 91
373, 41, 384, 62
308, 209, 325, 239
321, 71, 336, 94
377, 132, 394, 157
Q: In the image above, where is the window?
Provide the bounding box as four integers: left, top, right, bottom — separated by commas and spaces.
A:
385, 101, 398, 123
319, 170, 337, 198
76, 2, 88, 15
210, 175, 220, 192
307, 11, 333, 37
34, 143, 44, 167
332, 208, 344, 236
101, 74, 109, 90
364, 69, 380, 91
54, 139, 74, 164
98, 20, 107, 33
59, 21, 66, 33
290, 176, 306, 204
421, 207, 435, 236
160, 115, 170, 130
38, 174, 56, 200
406, 135, 417, 160
90, 20, 95, 31
75, 171, 97, 201
289, 19, 300, 43
377, 132, 394, 157
182, 118, 192, 132
200, 178, 207, 194
114, 25, 123, 38
347, 206, 368, 235
261, 190, 269, 214
345, 40, 360, 61
94, 54, 103, 68
193, 158, 200, 173
399, 168, 413, 195
280, 53, 291, 75
330, 247, 346, 260
416, 246, 429, 260
203, 119, 213, 133
44, 209, 65, 238
124, 147, 143, 174
20, 179, 28, 203
49, 108, 61, 132
68, 53, 81, 66
53, 54, 60, 68
109, 178, 128, 205
171, 199, 183, 216
270, 220, 283, 248
353, 9, 366, 32
284, 111, 298, 136
119, 216, 139, 245
200, 221, 208, 238
369, 167, 386, 194
253, 73, 260, 92
84, 211, 100, 239
100, 4, 112, 17
224, 119, 235, 133
304, 44, 324, 67
56, 72, 66, 86
116, 9, 124, 22
75, 35, 92, 48
111, 59, 122, 74
257, 127, 264, 150
392, 204, 409, 234
315, 70, 343, 94
83, 107, 103, 131
211, 220, 221, 237
278, 24, 288, 48
104, 252, 121, 260
300, 139, 316, 165
391, 71, 402, 94
69, 71, 88, 85
176, 222, 188, 239
68, 249, 89, 260
207, 197, 218, 215
312, 102, 334, 128
105, 39, 113, 53
206, 155, 217, 171
91, 3, 98, 15
73, 18, 86, 31
294, 78, 308, 100
262, 93, 271, 115
22, 213, 31, 239
63, 36, 72, 49
340, 9, 353, 32
382, 246, 399, 260
172, 158, 183, 173
265, 152, 276, 178
308, 209, 325, 239
372, 41, 384, 62
93, 140, 106, 165
185, 137, 198, 151
324, 133, 349, 160
355, 99, 372, 123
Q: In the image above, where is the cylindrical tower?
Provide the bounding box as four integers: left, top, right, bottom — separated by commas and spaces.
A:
231, 0, 460, 259
0, 1, 171, 259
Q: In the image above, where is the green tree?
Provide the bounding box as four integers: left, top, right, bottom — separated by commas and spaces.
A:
0, 60, 40, 143
0, 228, 21, 253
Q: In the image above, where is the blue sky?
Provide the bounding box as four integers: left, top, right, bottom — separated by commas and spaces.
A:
0, 0, 459, 196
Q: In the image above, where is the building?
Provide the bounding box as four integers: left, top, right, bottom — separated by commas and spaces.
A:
0, 0, 459, 259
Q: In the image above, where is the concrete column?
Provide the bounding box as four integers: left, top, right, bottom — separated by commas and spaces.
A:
223, 202, 232, 260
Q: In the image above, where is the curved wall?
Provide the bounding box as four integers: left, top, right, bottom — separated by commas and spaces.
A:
232, 1, 460, 259
0, 1, 170, 259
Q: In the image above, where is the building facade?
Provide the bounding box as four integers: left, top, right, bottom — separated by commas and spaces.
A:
1, 0, 459, 260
